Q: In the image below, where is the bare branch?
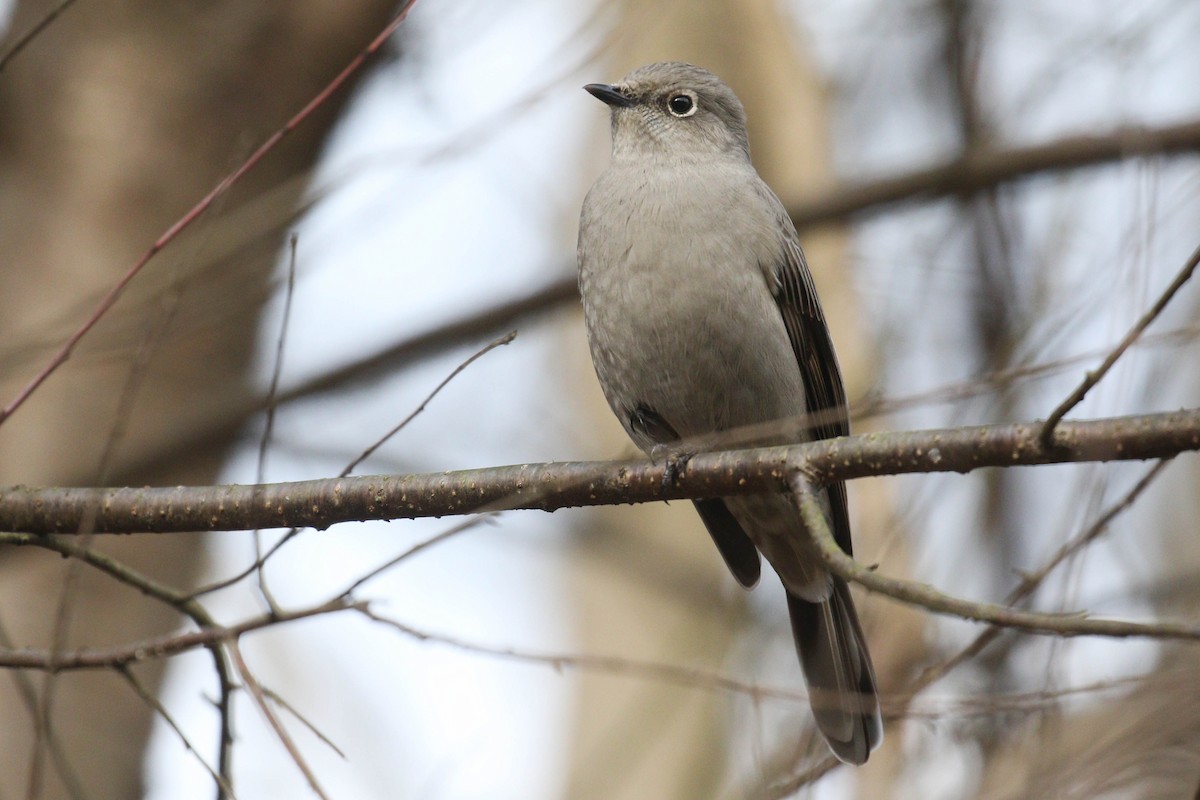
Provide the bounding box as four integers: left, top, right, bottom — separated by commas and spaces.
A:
115, 667, 234, 799
341, 331, 516, 476
338, 516, 495, 597
256, 233, 300, 485
0, 532, 240, 793
252, 233, 303, 613
0, 598, 360, 672
2, 409, 1197, 535
791, 477, 1199, 640
361, 608, 802, 703
1041, 242, 1200, 446
911, 458, 1173, 689
230, 642, 330, 800
259, 687, 347, 761
788, 117, 1200, 227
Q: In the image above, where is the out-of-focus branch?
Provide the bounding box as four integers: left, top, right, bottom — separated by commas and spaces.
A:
125, 279, 578, 480
0, 0, 79, 72
2, 408, 1198, 534
0, 0, 420, 429
788, 117, 1200, 227
765, 757, 839, 800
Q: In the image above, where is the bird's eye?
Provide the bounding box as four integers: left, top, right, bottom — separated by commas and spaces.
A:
667, 93, 697, 117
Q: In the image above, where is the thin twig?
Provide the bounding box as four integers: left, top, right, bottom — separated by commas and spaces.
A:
338, 515, 495, 598
852, 323, 1200, 422
341, 330, 517, 476
0, 532, 238, 796
1041, 242, 1200, 446
229, 641, 330, 800
192, 332, 515, 599
1005, 460, 1173, 603
186, 531, 296, 600
360, 608, 796, 702
116, 666, 235, 799
910, 458, 1173, 690
0, 598, 360, 671
260, 687, 347, 761
252, 234, 301, 613
257, 233, 300, 483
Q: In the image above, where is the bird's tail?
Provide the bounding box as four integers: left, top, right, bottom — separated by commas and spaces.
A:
786, 579, 882, 764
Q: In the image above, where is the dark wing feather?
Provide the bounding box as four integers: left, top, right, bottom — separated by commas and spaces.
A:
765, 200, 855, 556
692, 499, 761, 587
761, 188, 881, 762
629, 403, 761, 588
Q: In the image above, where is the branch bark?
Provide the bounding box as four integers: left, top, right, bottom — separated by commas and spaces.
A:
792, 477, 1200, 641
2, 409, 1197, 534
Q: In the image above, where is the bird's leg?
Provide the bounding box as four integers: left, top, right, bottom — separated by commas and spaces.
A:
628, 403, 696, 494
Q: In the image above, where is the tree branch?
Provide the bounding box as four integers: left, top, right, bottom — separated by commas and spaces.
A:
1, 409, 1197, 534
788, 117, 1200, 226
792, 478, 1199, 640
0, 598, 360, 671
910, 458, 1173, 689
1041, 242, 1200, 446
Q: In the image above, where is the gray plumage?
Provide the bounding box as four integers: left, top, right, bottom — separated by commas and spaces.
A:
577, 62, 882, 764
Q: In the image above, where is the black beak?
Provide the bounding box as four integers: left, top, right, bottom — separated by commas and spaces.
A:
584, 83, 635, 108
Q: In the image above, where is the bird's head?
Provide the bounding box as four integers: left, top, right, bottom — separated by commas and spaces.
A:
585, 62, 751, 162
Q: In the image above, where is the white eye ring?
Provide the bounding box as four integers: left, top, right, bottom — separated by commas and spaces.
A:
666, 91, 698, 117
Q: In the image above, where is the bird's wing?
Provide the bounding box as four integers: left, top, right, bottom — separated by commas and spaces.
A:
761, 189, 855, 556
629, 403, 762, 588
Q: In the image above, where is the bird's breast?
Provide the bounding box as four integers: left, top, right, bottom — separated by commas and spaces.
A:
579, 167, 806, 446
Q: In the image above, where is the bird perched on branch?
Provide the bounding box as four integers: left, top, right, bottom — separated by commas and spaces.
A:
577, 61, 881, 764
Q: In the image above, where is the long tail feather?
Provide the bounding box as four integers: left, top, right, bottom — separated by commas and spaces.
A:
786, 579, 882, 764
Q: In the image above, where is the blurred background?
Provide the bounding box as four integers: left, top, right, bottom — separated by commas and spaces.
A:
1, 1, 1199, 798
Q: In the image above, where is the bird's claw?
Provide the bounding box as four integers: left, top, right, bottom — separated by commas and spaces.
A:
650, 443, 695, 495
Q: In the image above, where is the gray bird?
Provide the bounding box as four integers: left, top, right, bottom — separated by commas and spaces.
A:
577, 62, 882, 764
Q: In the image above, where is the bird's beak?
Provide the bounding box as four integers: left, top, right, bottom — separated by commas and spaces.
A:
584, 83, 635, 108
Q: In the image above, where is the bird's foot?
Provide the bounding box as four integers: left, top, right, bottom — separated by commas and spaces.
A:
649, 443, 695, 496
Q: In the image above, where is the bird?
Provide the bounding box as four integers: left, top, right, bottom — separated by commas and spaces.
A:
576, 61, 882, 764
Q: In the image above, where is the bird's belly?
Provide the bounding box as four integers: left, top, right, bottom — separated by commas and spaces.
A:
583, 254, 805, 447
